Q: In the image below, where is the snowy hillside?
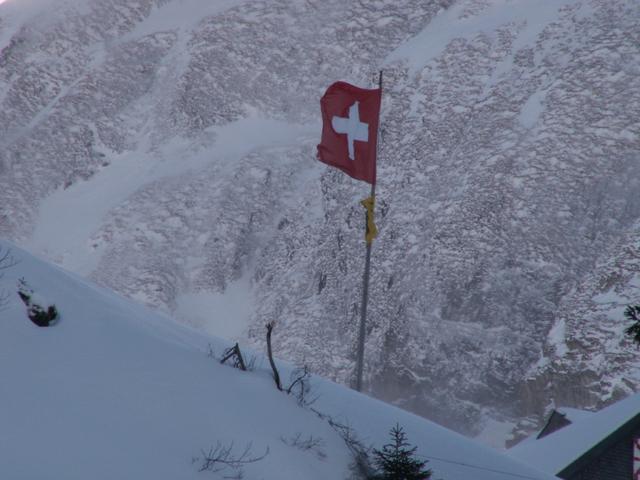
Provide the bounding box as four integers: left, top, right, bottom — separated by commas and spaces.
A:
1, 0, 639, 443
0, 240, 556, 480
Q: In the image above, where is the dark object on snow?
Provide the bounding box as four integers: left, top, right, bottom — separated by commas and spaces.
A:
371, 424, 432, 480
266, 321, 282, 391
198, 441, 269, 475
624, 305, 640, 346
220, 342, 247, 371
27, 303, 59, 327
17, 278, 59, 327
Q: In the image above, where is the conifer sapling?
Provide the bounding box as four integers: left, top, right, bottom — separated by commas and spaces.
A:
372, 424, 432, 480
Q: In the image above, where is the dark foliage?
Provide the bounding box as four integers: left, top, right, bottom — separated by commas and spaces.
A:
371, 425, 432, 480
17, 278, 59, 327
29, 304, 59, 327
624, 305, 640, 346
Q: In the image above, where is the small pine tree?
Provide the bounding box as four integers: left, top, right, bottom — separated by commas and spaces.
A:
372, 424, 432, 480
624, 305, 640, 346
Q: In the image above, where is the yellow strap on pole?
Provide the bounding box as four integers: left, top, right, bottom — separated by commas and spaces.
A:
360, 195, 378, 244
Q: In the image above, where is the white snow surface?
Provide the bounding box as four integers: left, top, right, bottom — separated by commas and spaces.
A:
518, 90, 546, 129
556, 407, 595, 424
509, 393, 640, 474
475, 416, 518, 450
25, 116, 317, 277
547, 318, 568, 357
385, 0, 585, 76
175, 274, 254, 340
0, 240, 557, 480
122, 0, 250, 40
3, 0, 640, 444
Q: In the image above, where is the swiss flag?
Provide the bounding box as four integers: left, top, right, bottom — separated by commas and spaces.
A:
317, 81, 381, 185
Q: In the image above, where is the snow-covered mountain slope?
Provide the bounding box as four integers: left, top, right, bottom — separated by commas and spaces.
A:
515, 229, 640, 438
0, 240, 556, 480
1, 0, 639, 443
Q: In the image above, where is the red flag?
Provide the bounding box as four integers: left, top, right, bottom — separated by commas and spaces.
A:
317, 81, 381, 185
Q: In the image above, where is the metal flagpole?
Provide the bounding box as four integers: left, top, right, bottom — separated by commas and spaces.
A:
355, 70, 382, 392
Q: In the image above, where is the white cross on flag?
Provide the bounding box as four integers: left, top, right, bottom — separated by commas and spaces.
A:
317, 81, 381, 185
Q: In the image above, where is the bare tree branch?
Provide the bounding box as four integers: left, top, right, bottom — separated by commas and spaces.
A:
286, 365, 310, 394
286, 365, 318, 407
220, 342, 247, 371
310, 408, 375, 478
198, 441, 269, 475
280, 433, 327, 460
266, 321, 282, 391
0, 247, 17, 272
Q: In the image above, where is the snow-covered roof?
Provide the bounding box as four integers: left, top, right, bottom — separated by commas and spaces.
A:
0, 240, 557, 480
555, 407, 595, 425
509, 395, 640, 475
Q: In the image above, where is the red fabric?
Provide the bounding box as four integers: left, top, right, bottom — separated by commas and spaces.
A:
317, 81, 381, 185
